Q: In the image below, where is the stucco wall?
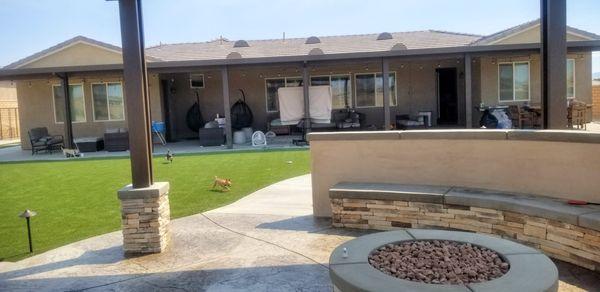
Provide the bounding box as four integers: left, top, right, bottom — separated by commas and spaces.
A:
17, 73, 161, 149
309, 131, 600, 217
478, 52, 592, 107
21, 43, 122, 69
491, 25, 590, 45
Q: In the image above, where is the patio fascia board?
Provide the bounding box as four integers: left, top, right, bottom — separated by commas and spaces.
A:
0, 64, 123, 80
1, 40, 599, 80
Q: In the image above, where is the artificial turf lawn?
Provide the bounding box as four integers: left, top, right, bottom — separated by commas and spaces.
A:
0, 149, 310, 262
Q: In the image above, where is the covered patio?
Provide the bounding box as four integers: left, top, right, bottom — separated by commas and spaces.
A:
0, 134, 304, 162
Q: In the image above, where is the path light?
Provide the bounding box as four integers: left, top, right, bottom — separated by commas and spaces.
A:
18, 209, 37, 253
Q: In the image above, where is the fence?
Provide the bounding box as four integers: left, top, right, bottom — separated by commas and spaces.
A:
593, 85, 600, 121
0, 107, 20, 140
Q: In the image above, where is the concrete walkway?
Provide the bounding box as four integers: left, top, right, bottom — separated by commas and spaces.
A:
0, 175, 598, 291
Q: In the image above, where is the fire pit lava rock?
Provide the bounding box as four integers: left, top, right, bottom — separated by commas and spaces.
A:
329, 229, 558, 292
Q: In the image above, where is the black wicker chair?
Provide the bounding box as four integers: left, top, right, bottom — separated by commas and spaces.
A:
28, 127, 64, 155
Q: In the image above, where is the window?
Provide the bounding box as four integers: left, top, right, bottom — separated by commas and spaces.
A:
355, 72, 397, 107
92, 82, 125, 121
567, 59, 575, 99
310, 75, 352, 109
310, 76, 330, 86
190, 74, 204, 88
285, 77, 303, 87
498, 62, 530, 101
265, 77, 302, 112
53, 84, 86, 123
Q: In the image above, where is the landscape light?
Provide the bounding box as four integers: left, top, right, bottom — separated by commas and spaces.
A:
18, 209, 37, 253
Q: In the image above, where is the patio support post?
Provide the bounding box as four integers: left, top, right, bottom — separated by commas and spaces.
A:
540, 0, 567, 128
119, 0, 153, 188
464, 54, 473, 128
302, 62, 311, 131
58, 73, 74, 148
116, 0, 171, 255
382, 58, 391, 130
221, 66, 233, 149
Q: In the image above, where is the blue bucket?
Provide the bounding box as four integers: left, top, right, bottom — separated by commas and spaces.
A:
152, 121, 166, 133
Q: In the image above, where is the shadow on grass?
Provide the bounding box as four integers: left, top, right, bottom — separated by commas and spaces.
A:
0, 252, 30, 262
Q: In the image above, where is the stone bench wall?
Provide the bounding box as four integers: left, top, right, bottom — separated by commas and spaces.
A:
331, 198, 600, 271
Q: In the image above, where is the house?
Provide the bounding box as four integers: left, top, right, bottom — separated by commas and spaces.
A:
0, 19, 599, 149
0, 81, 19, 140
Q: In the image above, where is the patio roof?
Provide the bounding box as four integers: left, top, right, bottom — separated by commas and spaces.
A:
145, 30, 481, 62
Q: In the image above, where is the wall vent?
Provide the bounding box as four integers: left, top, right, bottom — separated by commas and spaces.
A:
305, 36, 321, 44
233, 40, 250, 48
377, 32, 393, 40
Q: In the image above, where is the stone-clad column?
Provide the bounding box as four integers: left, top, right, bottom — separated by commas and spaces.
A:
117, 0, 171, 255
118, 182, 171, 254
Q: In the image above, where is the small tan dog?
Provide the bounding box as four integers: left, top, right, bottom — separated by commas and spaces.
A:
212, 176, 232, 192
62, 147, 81, 158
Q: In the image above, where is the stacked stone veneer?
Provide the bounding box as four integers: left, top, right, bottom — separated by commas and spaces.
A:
331, 198, 600, 271
118, 182, 171, 254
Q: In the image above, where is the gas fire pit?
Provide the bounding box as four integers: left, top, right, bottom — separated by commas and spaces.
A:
329, 229, 558, 292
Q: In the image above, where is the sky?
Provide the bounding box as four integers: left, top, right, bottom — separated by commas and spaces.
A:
0, 0, 598, 73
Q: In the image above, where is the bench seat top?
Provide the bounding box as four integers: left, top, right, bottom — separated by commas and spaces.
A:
330, 182, 450, 204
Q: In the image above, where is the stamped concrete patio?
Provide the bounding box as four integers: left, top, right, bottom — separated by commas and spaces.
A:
0, 175, 598, 291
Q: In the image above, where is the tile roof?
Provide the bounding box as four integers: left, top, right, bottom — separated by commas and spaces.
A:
145, 30, 481, 62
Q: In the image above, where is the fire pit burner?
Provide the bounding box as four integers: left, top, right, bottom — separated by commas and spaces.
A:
329, 230, 558, 292
368, 240, 509, 284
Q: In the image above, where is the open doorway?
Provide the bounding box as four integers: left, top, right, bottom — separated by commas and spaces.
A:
436, 68, 458, 125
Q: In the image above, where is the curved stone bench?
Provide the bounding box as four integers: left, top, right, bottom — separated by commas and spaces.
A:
309, 130, 600, 218
329, 230, 558, 292
329, 182, 600, 271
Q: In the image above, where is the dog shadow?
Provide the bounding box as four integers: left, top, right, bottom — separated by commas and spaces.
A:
209, 189, 229, 193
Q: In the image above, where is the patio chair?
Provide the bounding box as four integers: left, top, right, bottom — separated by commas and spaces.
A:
28, 127, 64, 155
508, 105, 532, 129
569, 103, 587, 129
